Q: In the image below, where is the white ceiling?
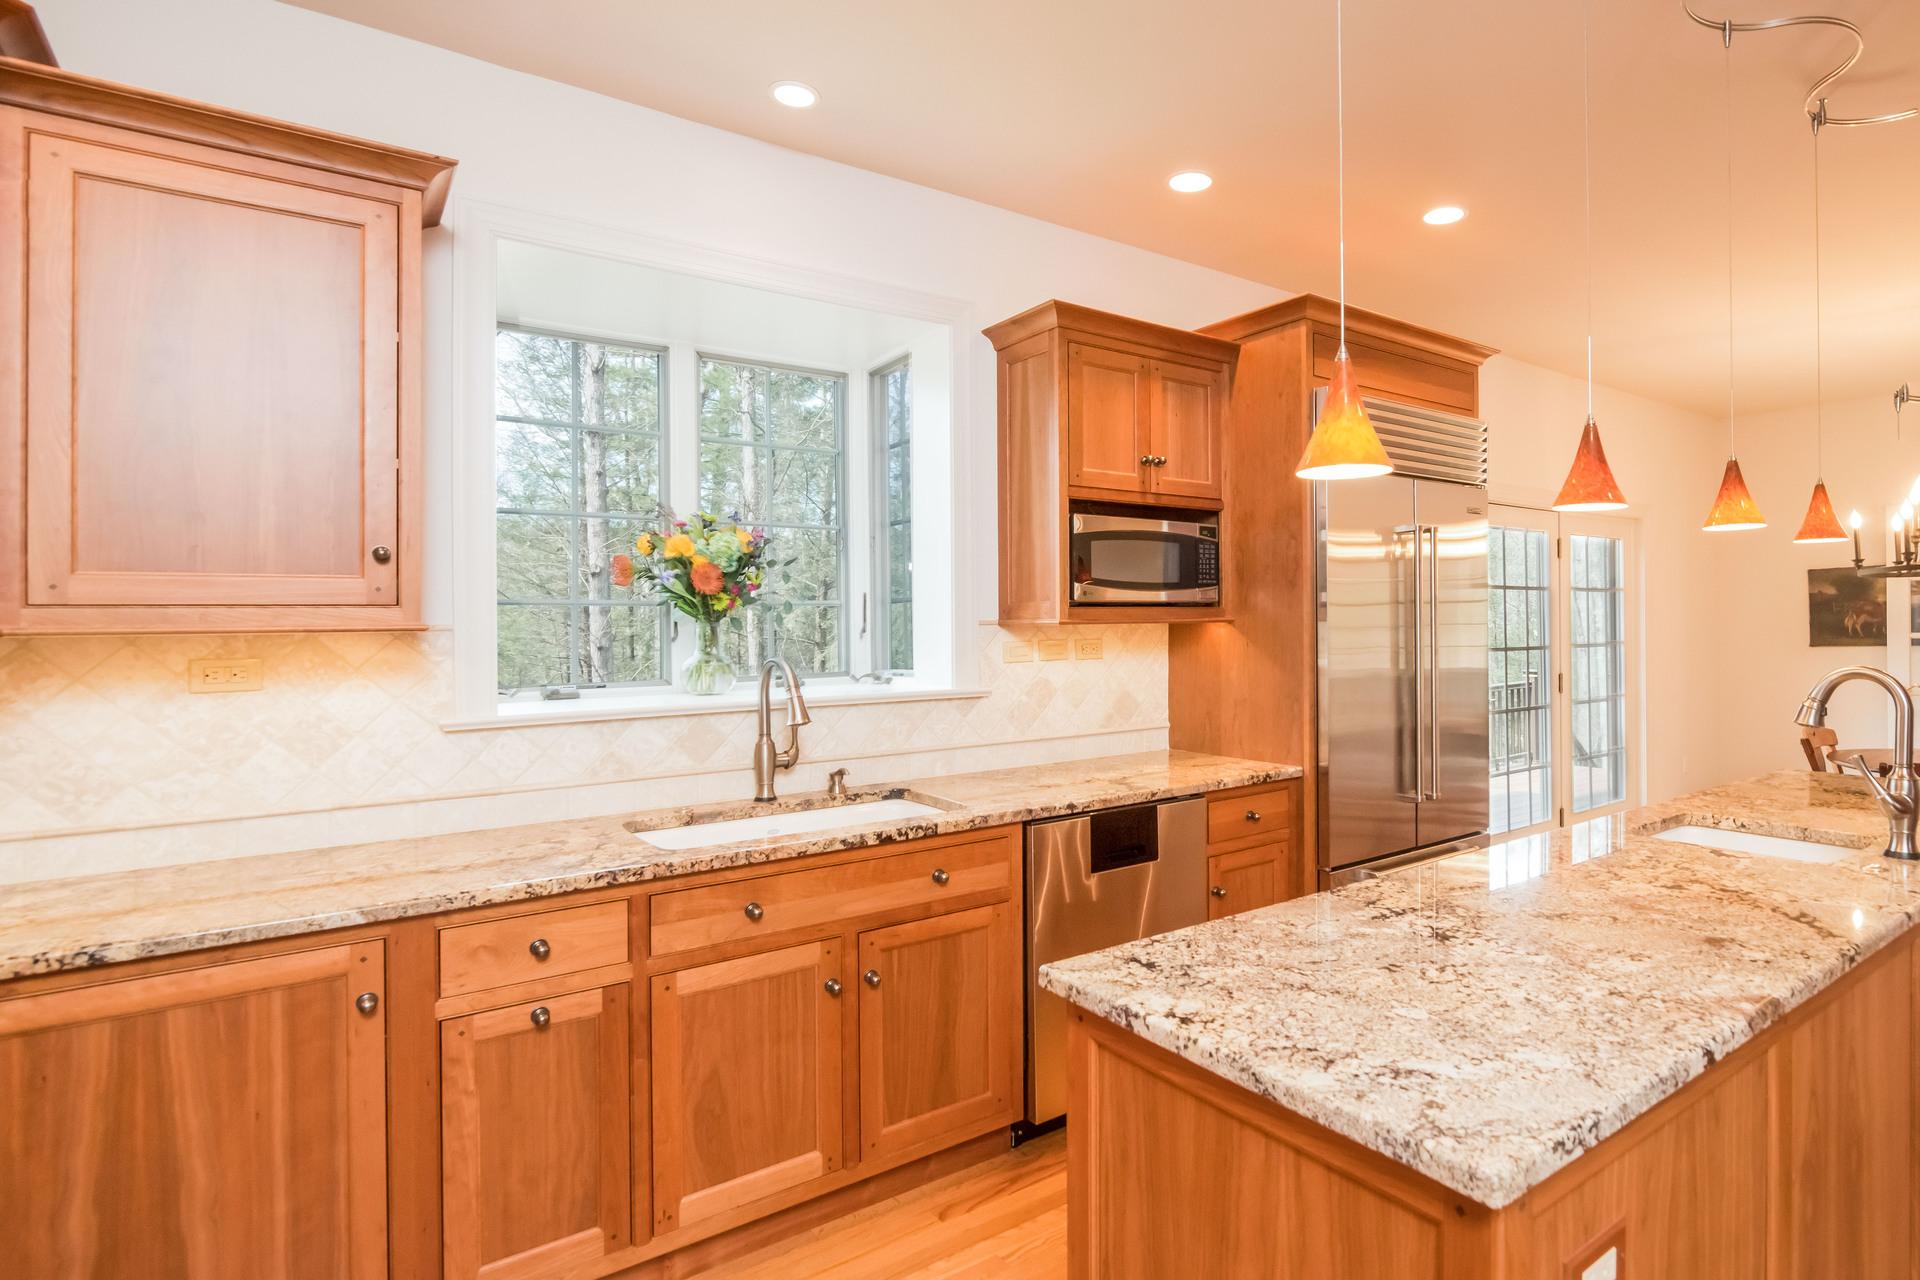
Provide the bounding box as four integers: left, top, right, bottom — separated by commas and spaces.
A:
286, 0, 1920, 417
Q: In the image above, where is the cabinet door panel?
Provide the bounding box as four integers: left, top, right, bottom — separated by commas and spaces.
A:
24, 130, 399, 607
0, 943, 386, 1279
858, 904, 1017, 1160
1067, 343, 1150, 493
651, 940, 845, 1235
1207, 845, 1284, 920
442, 986, 632, 1280
1148, 359, 1224, 501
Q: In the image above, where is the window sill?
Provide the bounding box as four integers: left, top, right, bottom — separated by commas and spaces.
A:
442, 678, 990, 732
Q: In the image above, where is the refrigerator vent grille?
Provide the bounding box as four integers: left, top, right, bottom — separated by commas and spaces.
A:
1361, 397, 1488, 486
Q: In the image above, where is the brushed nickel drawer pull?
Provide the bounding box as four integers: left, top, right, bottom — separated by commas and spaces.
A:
355, 992, 379, 1016
530, 1006, 551, 1030
528, 937, 551, 960
931, 868, 950, 886
744, 902, 765, 923
1245, 809, 1263, 822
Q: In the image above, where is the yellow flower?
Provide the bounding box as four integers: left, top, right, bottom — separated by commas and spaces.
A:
733, 527, 754, 549
690, 554, 711, 568
662, 533, 696, 559
635, 534, 654, 557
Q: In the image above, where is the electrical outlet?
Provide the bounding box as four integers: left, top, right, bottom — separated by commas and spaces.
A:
1037, 636, 1070, 662
1073, 635, 1105, 661
1002, 640, 1035, 664
188, 658, 264, 693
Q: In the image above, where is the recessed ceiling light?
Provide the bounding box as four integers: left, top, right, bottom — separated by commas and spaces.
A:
1422, 205, 1466, 226
770, 81, 819, 109
1168, 171, 1213, 193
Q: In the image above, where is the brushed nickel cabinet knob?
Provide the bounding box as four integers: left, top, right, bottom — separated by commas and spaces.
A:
528, 937, 551, 960
744, 901, 765, 923
530, 1006, 551, 1030
1245, 810, 1263, 822
931, 868, 950, 886
1210, 886, 1227, 899
824, 978, 843, 997
370, 545, 392, 564
863, 969, 882, 988
355, 992, 379, 1015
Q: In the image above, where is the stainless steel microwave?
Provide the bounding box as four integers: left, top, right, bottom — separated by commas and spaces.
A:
1069, 512, 1220, 605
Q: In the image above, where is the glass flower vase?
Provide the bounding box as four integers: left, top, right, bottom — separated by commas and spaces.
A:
678, 615, 737, 696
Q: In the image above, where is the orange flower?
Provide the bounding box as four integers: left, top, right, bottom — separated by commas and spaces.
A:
690, 561, 724, 595
610, 554, 634, 587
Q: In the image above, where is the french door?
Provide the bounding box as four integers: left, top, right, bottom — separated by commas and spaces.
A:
1487, 505, 1638, 837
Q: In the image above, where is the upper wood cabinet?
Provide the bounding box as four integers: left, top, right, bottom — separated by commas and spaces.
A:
986, 300, 1237, 624
441, 985, 634, 1280
0, 941, 388, 1278
0, 58, 456, 634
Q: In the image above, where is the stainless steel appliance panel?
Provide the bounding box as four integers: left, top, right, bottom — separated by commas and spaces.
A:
1414, 480, 1491, 848
1318, 474, 1422, 868
1068, 511, 1220, 605
1024, 798, 1207, 1125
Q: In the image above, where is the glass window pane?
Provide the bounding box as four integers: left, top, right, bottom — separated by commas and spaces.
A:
770, 368, 839, 447
767, 526, 841, 603
769, 449, 840, 526
582, 344, 661, 432
1569, 534, 1627, 813
497, 514, 573, 600
1487, 522, 1554, 834
699, 360, 767, 441
580, 603, 664, 685
582, 430, 660, 516
577, 517, 651, 600
496, 419, 573, 511
495, 330, 574, 422
700, 440, 757, 518
497, 604, 572, 690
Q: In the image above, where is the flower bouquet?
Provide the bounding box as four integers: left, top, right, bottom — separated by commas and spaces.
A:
613, 510, 770, 695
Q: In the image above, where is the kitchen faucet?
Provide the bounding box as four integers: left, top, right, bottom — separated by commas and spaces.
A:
753, 658, 812, 802
1795, 665, 1919, 859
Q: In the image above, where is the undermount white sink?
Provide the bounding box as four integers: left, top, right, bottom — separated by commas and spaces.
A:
1654, 824, 1862, 865
634, 798, 947, 850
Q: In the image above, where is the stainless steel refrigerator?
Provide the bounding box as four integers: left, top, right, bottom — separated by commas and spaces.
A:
1311, 391, 1490, 882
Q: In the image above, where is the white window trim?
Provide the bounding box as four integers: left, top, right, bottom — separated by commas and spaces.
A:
448, 198, 977, 726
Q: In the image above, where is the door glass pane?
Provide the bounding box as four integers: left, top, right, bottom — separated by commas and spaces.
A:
1488, 524, 1552, 833
1570, 534, 1627, 812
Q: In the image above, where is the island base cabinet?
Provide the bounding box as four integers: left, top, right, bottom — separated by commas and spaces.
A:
857, 904, 1019, 1162
440, 986, 633, 1280
650, 940, 847, 1238
0, 942, 387, 1279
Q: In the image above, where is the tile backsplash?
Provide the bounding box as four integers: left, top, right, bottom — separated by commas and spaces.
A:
0, 623, 1169, 881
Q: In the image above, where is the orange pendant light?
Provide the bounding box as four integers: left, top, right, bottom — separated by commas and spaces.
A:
1296, 0, 1391, 482
1792, 122, 1846, 545
1793, 480, 1847, 543
1704, 457, 1765, 531
1555, 416, 1627, 511
1703, 34, 1764, 534
1553, 0, 1625, 513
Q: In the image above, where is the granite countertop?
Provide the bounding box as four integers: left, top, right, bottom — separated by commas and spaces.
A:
0, 750, 1294, 981
1039, 770, 1920, 1210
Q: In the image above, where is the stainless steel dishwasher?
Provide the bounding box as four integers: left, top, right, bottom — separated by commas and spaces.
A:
1022, 797, 1208, 1130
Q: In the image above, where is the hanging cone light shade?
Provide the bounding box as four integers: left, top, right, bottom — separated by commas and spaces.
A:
1792, 480, 1847, 543
1297, 349, 1391, 479
1702, 457, 1765, 531
1553, 416, 1627, 511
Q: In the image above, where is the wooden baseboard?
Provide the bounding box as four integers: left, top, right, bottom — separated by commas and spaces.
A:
607, 1131, 1010, 1279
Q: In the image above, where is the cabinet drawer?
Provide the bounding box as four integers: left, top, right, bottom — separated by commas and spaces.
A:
1207, 785, 1296, 849
439, 901, 629, 998
651, 836, 1011, 959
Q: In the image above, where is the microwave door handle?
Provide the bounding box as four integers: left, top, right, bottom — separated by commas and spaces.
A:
1393, 524, 1422, 802
1425, 524, 1442, 801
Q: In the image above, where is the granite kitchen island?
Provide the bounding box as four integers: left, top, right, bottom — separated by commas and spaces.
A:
1040, 771, 1920, 1279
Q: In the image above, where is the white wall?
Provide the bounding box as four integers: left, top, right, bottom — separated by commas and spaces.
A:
1704, 393, 1920, 777
1479, 356, 1731, 803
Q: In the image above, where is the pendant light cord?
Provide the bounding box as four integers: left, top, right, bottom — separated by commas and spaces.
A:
1724, 36, 1737, 457
1335, 0, 1348, 355
1812, 118, 1824, 479
1582, 0, 1594, 423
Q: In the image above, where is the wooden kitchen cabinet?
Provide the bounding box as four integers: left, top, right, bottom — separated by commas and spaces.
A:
1206, 845, 1284, 920
650, 939, 848, 1236
986, 300, 1236, 623
857, 903, 1019, 1162
441, 985, 634, 1280
0, 941, 388, 1278
0, 59, 456, 633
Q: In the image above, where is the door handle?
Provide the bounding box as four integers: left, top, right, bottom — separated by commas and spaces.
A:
1425, 524, 1442, 801
1396, 524, 1423, 802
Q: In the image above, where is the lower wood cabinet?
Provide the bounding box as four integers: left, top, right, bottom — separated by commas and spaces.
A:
650, 939, 847, 1236
441, 985, 633, 1280
1206, 844, 1285, 920
857, 903, 1018, 1161
0, 942, 387, 1279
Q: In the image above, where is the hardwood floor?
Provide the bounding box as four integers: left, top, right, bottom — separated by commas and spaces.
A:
686, 1131, 1066, 1279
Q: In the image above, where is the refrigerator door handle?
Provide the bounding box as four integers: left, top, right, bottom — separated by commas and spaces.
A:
1425, 524, 1442, 801
1394, 523, 1423, 801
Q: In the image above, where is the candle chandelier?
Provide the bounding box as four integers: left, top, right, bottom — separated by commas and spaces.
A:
1683, 4, 1919, 541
